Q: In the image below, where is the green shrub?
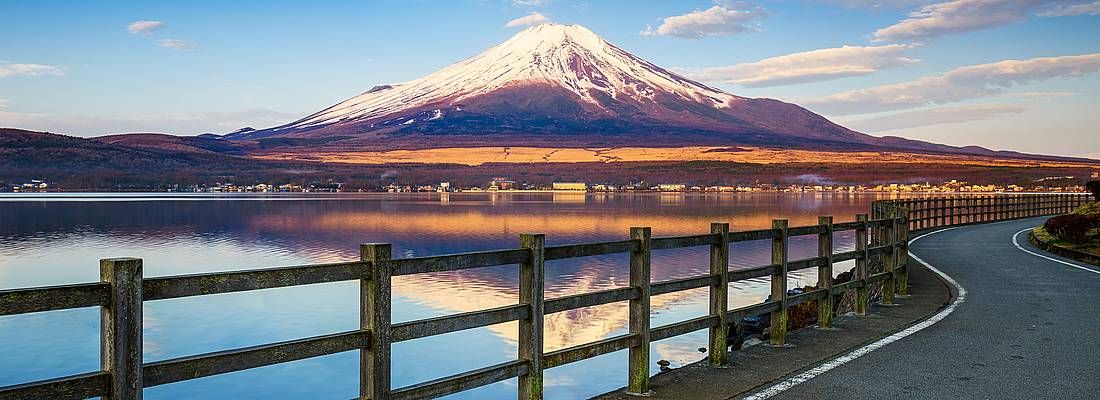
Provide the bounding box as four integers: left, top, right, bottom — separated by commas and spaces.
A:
1073, 202, 1100, 218
1044, 214, 1096, 244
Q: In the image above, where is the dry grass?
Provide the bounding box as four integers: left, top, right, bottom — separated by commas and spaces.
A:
252, 146, 1097, 168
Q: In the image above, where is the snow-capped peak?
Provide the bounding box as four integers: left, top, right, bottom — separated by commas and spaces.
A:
277, 23, 738, 131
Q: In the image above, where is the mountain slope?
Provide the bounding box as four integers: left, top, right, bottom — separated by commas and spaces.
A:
227, 24, 877, 148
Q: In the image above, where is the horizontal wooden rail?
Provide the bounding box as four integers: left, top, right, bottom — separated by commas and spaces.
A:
650, 233, 720, 250
727, 300, 782, 320
391, 360, 529, 400
543, 333, 640, 369
392, 249, 529, 275
143, 261, 368, 301
728, 265, 776, 282
652, 274, 719, 296
650, 315, 720, 341
545, 287, 637, 314
0, 283, 108, 316
7, 194, 1089, 400
391, 304, 529, 342
143, 330, 369, 387
728, 228, 776, 242
544, 240, 636, 260
0, 371, 110, 400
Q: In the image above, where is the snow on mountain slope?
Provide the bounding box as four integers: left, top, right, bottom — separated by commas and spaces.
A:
230, 23, 875, 147
289, 24, 736, 130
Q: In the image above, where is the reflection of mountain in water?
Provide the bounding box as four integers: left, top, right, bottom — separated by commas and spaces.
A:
0, 194, 868, 350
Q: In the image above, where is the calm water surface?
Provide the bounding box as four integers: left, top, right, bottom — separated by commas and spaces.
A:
0, 192, 894, 399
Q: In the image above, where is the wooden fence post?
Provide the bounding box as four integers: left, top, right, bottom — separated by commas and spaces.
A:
769, 219, 789, 346
882, 212, 896, 305
937, 197, 945, 227
361, 244, 392, 400
947, 198, 955, 226
708, 223, 729, 367
817, 216, 834, 329
101, 258, 143, 400
627, 227, 652, 395
897, 208, 910, 296
855, 214, 869, 316
519, 234, 545, 400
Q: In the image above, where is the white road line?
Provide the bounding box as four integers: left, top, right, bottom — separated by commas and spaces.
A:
1012, 228, 1100, 276
741, 227, 967, 400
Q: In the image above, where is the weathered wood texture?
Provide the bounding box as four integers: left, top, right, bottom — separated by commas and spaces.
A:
518, 233, 545, 400
143, 330, 369, 387
361, 244, 391, 400
101, 258, 143, 400
769, 220, 789, 346
855, 214, 870, 316
708, 222, 730, 366
817, 216, 834, 329
0, 283, 108, 316
3, 194, 1088, 400
0, 372, 110, 400
626, 227, 652, 395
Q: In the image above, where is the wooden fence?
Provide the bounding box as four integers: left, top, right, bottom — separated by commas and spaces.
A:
0, 193, 1088, 400
874, 193, 1090, 231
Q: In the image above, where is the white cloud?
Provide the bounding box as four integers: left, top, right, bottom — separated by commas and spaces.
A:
871, 0, 1061, 42
512, 0, 550, 6
0, 63, 64, 78
805, 53, 1100, 115
641, 5, 765, 38
0, 108, 299, 136
814, 0, 935, 9
127, 20, 165, 35
1038, 1, 1100, 16
684, 44, 917, 87
1000, 91, 1076, 98
505, 12, 551, 28
842, 104, 1028, 132
158, 39, 197, 50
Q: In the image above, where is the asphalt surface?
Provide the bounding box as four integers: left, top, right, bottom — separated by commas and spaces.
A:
594, 235, 952, 400
769, 217, 1100, 399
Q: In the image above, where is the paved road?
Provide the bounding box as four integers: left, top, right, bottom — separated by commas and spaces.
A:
767, 217, 1100, 399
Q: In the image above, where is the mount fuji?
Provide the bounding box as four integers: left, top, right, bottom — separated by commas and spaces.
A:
225, 24, 900, 150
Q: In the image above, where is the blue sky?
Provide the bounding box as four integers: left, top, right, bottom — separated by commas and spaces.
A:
1, 0, 1098, 158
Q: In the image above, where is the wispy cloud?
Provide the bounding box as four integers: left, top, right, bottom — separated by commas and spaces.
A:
512, 0, 551, 6
1037, 1, 1100, 16
1000, 91, 1076, 98
505, 12, 551, 28
0, 108, 299, 136
871, 0, 1063, 43
158, 39, 197, 50
684, 44, 917, 87
0, 63, 65, 78
805, 54, 1100, 115
813, 0, 935, 9
842, 104, 1028, 132
127, 20, 165, 35
641, 4, 765, 38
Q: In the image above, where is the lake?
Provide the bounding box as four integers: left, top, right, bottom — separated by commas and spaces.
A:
0, 192, 894, 399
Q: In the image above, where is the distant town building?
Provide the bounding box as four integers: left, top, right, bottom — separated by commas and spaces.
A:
489, 178, 516, 191
657, 184, 686, 191
552, 182, 587, 191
